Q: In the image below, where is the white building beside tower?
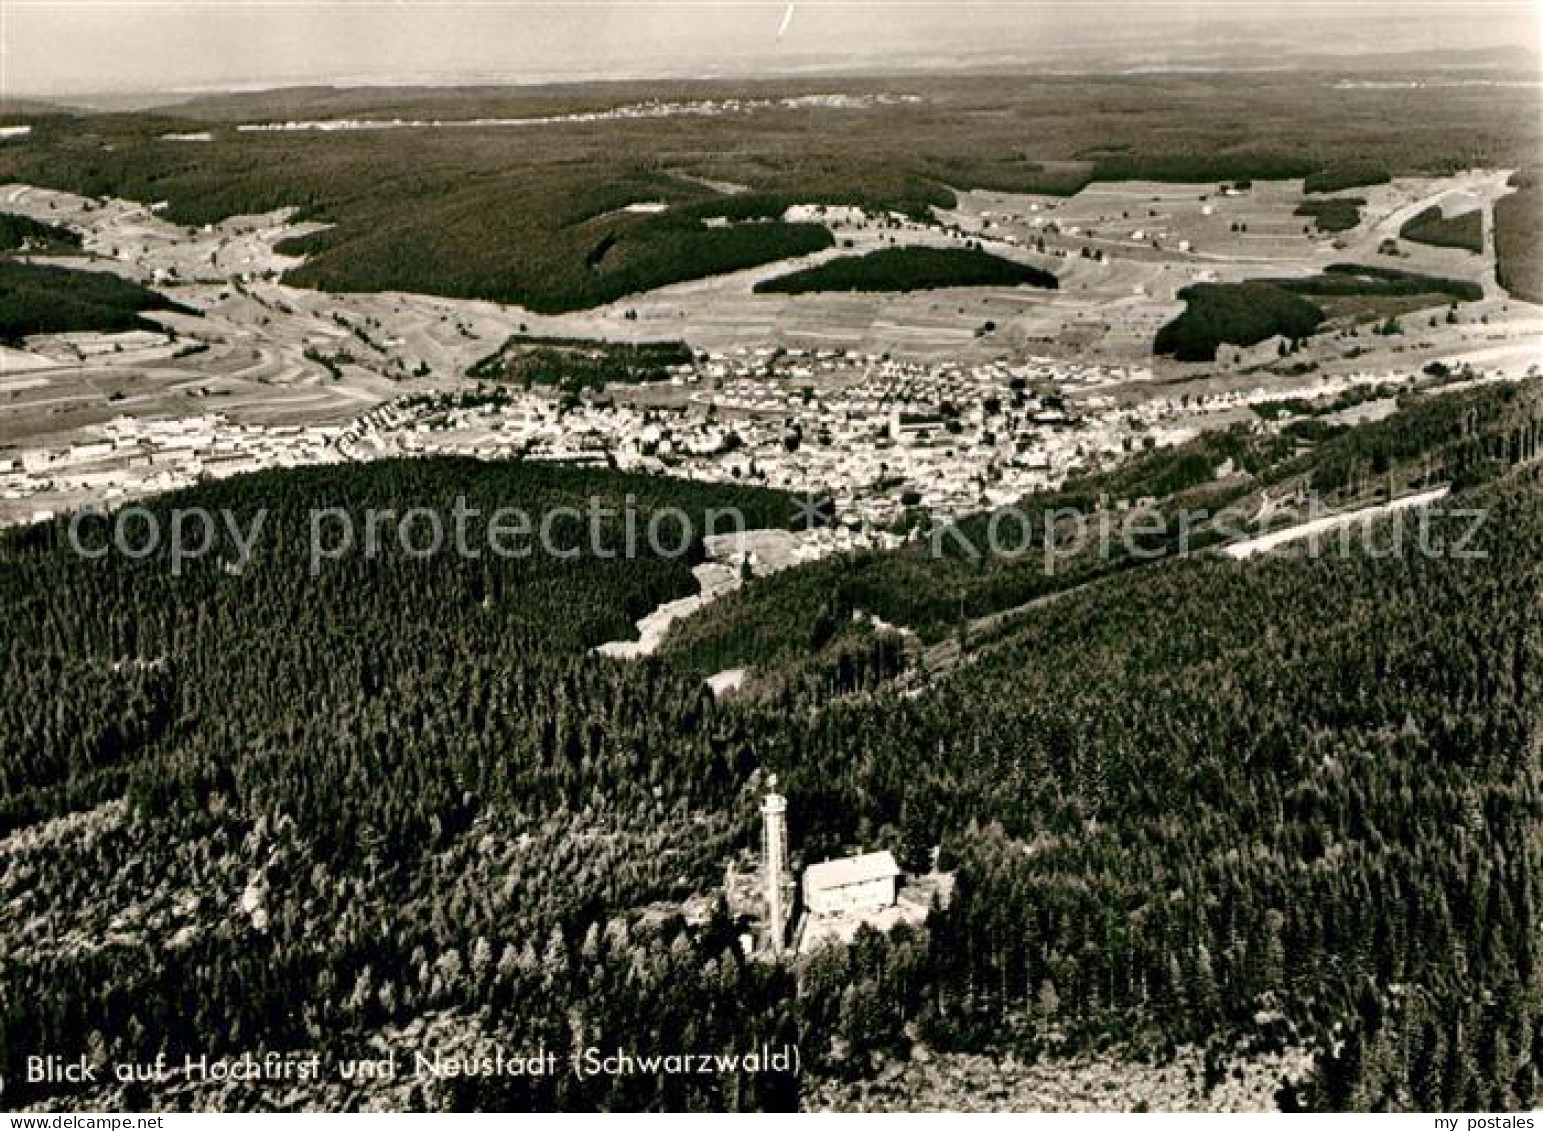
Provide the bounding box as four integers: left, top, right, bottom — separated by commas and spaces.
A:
803, 851, 901, 915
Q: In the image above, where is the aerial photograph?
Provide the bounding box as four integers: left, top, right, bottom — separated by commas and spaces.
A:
0, 0, 1539, 1115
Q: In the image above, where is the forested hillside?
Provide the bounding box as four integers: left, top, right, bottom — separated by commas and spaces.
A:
1399, 206, 1483, 253
0, 71, 1533, 312
1, 390, 1540, 1111
664, 382, 1540, 669
753, 247, 1057, 294
0, 461, 813, 1111
761, 477, 1540, 1110
0, 259, 183, 344
0, 212, 82, 253
1495, 170, 1543, 304
1155, 266, 1483, 362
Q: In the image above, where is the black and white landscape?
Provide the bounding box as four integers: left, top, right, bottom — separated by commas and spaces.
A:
0, 0, 1541, 1114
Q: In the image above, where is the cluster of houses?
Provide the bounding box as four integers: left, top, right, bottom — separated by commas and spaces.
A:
1, 337, 1427, 533
0, 414, 346, 524
333, 348, 1178, 528
233, 93, 922, 135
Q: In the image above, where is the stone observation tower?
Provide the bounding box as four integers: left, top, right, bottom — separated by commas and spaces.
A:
761, 779, 789, 956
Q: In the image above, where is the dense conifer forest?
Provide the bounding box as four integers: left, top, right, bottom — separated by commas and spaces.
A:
1399, 206, 1484, 253
1302, 163, 1393, 194
466, 336, 695, 391
0, 212, 82, 253
1293, 198, 1365, 234
1, 385, 1540, 1111
1495, 170, 1543, 305
1155, 266, 1484, 361
753, 247, 1058, 294
0, 259, 184, 344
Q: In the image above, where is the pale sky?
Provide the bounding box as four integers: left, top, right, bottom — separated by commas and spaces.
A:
2, 0, 1538, 100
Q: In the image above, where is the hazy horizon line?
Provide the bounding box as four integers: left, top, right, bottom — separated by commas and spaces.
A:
3, 0, 1536, 106
8, 39, 1538, 113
